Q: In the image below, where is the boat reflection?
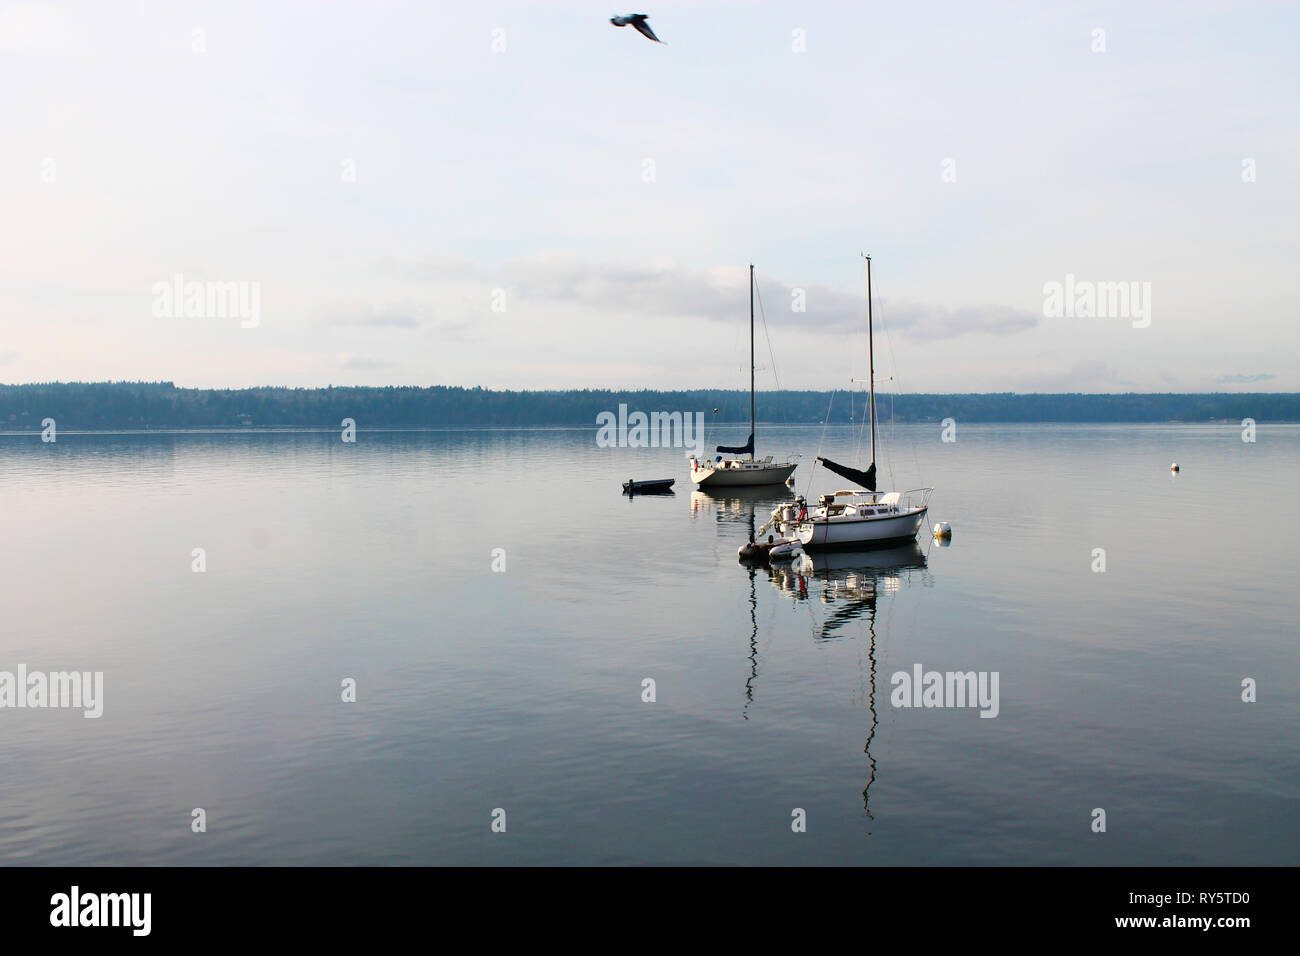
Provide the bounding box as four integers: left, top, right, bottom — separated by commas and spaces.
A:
688, 486, 793, 527
767, 542, 930, 635
691, 487, 796, 719
763, 541, 931, 824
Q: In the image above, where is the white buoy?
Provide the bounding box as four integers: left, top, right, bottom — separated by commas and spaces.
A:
1170, 462, 1180, 473
933, 521, 952, 538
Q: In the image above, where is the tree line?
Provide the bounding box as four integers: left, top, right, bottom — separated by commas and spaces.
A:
1, 381, 1295, 428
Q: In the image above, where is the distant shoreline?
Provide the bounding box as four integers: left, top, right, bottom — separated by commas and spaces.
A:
3, 422, 1297, 438
2, 382, 1296, 428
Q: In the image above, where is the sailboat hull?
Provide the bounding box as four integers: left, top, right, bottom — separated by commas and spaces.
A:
691, 461, 797, 487
796, 507, 928, 550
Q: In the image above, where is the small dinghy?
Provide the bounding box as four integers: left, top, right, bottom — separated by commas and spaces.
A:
623, 478, 675, 495
768, 539, 802, 561
738, 534, 798, 564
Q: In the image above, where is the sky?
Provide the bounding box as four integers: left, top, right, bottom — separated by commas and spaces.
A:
2, 0, 1297, 393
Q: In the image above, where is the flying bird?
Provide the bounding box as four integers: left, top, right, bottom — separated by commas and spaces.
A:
610, 14, 664, 44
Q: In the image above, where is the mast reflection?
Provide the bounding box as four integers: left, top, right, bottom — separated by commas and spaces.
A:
766, 542, 929, 823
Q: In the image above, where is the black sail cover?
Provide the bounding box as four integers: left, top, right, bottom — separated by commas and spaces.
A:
716, 432, 755, 456
817, 456, 876, 491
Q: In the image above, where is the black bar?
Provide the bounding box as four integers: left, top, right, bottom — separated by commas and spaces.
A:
0, 866, 1281, 943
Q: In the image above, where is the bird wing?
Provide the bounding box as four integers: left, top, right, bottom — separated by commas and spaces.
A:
632, 18, 662, 42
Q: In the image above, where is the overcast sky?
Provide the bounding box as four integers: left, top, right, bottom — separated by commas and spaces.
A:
2, 0, 1296, 392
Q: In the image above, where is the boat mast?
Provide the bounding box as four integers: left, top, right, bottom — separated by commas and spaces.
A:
865, 254, 876, 467
749, 263, 756, 461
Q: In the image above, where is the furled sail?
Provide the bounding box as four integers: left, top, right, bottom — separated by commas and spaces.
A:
717, 432, 755, 456
816, 456, 876, 491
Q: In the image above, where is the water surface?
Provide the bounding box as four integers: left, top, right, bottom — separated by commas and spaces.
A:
0, 423, 1295, 865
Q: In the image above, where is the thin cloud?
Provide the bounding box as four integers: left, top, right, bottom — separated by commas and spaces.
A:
499, 256, 1038, 340
0, 4, 68, 52
1218, 373, 1275, 384
336, 353, 397, 370
882, 303, 1040, 340
317, 310, 420, 329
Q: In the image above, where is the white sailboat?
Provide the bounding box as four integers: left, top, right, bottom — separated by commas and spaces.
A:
767, 255, 932, 550
689, 264, 798, 488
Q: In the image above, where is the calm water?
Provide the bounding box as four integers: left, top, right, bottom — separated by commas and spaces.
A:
0, 423, 1296, 865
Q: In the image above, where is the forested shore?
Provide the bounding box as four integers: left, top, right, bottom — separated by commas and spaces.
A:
1, 382, 1295, 428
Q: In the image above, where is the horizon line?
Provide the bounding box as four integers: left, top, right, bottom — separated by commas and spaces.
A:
2, 382, 1295, 397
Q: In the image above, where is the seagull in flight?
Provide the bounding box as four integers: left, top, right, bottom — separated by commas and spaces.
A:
610, 14, 664, 44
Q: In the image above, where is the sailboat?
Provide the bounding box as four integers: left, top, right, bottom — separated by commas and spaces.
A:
689, 264, 798, 488
767, 255, 932, 550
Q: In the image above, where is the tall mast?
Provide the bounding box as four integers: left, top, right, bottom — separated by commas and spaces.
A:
866, 254, 876, 466
749, 263, 756, 461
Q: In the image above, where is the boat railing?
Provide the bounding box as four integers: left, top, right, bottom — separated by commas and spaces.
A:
823, 487, 933, 514
899, 487, 934, 512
